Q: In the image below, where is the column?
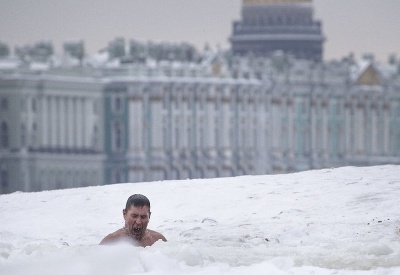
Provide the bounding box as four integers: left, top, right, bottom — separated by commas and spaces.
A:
81, 97, 87, 149
66, 97, 73, 149
59, 97, 66, 149
383, 105, 390, 155
50, 96, 57, 148
76, 97, 82, 149
72, 98, 77, 149
41, 95, 48, 147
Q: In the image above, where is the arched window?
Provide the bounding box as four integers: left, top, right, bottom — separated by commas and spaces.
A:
0, 122, 9, 148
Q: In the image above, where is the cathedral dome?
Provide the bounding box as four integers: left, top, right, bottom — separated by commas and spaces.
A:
231, 0, 324, 60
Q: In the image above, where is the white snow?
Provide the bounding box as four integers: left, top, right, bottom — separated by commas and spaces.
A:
1, 165, 400, 274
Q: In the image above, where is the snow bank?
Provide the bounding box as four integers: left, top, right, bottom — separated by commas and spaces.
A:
1, 165, 400, 274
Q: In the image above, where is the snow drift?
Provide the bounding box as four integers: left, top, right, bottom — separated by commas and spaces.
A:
1, 165, 400, 274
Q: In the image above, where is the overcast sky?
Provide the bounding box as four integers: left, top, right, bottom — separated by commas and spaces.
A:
0, 0, 399, 62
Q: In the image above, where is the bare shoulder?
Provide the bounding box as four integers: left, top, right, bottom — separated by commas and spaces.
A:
100, 228, 126, 245
148, 229, 167, 242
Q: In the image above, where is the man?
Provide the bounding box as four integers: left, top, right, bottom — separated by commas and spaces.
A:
100, 194, 167, 247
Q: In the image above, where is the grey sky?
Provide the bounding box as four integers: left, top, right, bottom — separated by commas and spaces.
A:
0, 0, 399, 62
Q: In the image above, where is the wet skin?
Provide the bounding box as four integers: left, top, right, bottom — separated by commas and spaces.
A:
100, 205, 166, 247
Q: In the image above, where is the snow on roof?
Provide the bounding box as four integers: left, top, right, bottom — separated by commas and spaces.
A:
29, 62, 50, 71
0, 59, 21, 71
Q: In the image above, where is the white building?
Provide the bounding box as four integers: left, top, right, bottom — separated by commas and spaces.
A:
1, 52, 400, 194
0, 68, 105, 193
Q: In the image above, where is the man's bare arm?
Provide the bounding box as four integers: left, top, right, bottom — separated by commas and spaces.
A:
99, 229, 124, 245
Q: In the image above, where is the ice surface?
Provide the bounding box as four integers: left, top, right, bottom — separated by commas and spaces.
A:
1, 165, 400, 274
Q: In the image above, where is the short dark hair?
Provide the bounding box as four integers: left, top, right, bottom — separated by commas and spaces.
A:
125, 194, 151, 211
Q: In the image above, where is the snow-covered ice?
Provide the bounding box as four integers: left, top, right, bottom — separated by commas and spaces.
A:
0, 165, 400, 274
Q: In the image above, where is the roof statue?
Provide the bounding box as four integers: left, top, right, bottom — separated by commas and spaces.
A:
243, 0, 312, 4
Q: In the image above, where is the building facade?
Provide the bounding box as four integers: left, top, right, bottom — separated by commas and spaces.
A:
1, 52, 400, 194
103, 76, 265, 185
230, 0, 324, 61
0, 70, 106, 193
0, 62, 266, 193
229, 53, 400, 172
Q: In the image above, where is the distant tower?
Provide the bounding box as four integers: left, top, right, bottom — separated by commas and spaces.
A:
230, 0, 325, 61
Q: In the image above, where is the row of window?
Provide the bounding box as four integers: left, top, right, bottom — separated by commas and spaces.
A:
243, 15, 312, 27
0, 120, 100, 150
0, 97, 37, 113
0, 96, 100, 114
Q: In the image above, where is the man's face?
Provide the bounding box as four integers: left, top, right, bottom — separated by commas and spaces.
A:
123, 205, 150, 240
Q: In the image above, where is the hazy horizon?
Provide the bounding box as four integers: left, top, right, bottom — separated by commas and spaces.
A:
1, 0, 399, 62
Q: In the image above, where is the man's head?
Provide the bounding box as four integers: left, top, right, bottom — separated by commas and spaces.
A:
125, 194, 151, 213
123, 194, 151, 240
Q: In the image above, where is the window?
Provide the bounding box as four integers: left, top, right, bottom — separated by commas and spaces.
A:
1, 122, 9, 148
20, 123, 26, 147
175, 127, 180, 148
174, 96, 179, 109
93, 101, 98, 115
112, 94, 124, 114
163, 127, 168, 149
20, 98, 26, 112
31, 123, 38, 147
162, 91, 169, 110
92, 125, 99, 149
115, 97, 121, 112
113, 121, 124, 151
187, 125, 192, 149
1, 168, 8, 193
0, 98, 8, 111
32, 98, 37, 113
299, 100, 307, 115
113, 169, 124, 184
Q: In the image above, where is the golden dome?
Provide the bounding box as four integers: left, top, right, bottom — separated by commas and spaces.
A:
244, 0, 311, 4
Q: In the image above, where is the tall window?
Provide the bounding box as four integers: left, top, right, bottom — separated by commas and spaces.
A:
113, 121, 123, 151
175, 127, 180, 148
1, 98, 8, 111
20, 123, 26, 147
32, 98, 37, 113
92, 125, 99, 150
31, 123, 38, 147
162, 89, 169, 110
115, 97, 121, 112
187, 126, 192, 149
20, 98, 26, 112
93, 101, 98, 115
0, 168, 8, 193
1, 122, 9, 148
113, 94, 124, 114
113, 169, 124, 184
